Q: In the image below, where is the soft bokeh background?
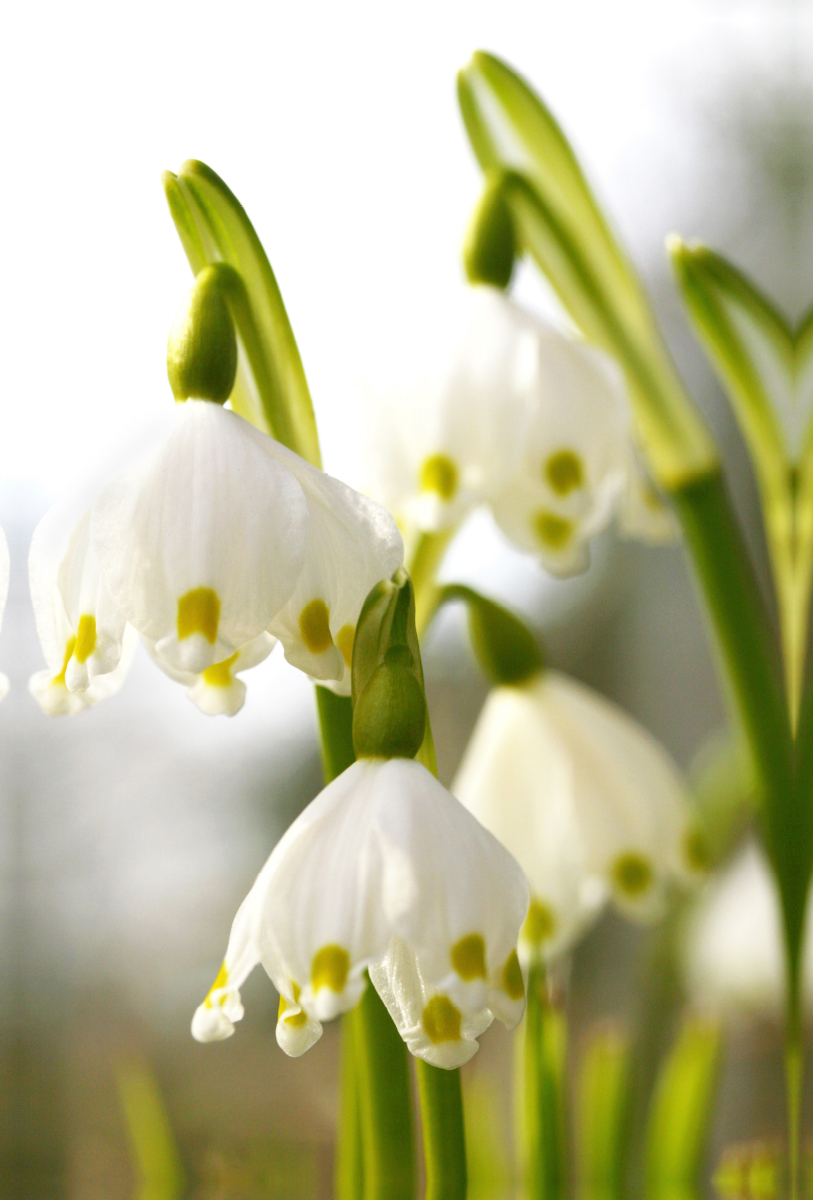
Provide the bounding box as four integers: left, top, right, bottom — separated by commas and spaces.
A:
1, 0, 811, 1195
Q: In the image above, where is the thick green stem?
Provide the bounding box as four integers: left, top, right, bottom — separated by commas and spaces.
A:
522, 964, 566, 1200
672, 471, 806, 1184
408, 529, 456, 638
315, 687, 415, 1200
417, 1062, 467, 1200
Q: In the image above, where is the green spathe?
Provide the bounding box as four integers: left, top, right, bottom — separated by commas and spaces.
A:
463, 173, 516, 289
352, 570, 427, 761
167, 267, 237, 403
438, 584, 542, 685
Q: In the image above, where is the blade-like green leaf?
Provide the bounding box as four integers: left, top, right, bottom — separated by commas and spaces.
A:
163, 160, 321, 467
645, 1018, 720, 1191
575, 1024, 629, 1193
669, 240, 812, 718
459, 52, 651, 347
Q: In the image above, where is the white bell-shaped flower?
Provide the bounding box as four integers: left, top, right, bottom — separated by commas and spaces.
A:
490, 337, 631, 575
192, 757, 529, 1068
363, 286, 672, 574
684, 840, 813, 1015
30, 403, 403, 713
0, 526, 9, 701
453, 672, 699, 965
363, 287, 538, 533
28, 492, 135, 715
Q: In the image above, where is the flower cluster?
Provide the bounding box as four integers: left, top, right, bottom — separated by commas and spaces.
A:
365, 286, 672, 575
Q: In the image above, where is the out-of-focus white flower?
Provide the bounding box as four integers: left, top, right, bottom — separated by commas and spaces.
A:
0, 526, 9, 700
684, 840, 813, 1015
29, 401, 403, 715
192, 757, 529, 1068
453, 672, 699, 964
363, 285, 672, 573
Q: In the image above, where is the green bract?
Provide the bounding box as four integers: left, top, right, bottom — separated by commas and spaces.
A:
163, 160, 322, 466
437, 584, 542, 686
166, 267, 238, 403
352, 570, 427, 761
463, 173, 516, 289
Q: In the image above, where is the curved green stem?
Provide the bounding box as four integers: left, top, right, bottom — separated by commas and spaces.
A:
417, 1061, 467, 1200
315, 688, 415, 1200
408, 529, 457, 638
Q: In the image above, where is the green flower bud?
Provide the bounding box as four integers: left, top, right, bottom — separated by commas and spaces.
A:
462, 172, 517, 290
352, 569, 427, 760
438, 584, 543, 685
167, 265, 238, 403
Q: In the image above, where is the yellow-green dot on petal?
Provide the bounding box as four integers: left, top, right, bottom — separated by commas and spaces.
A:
502, 950, 525, 1001
420, 453, 459, 501
613, 852, 653, 898
450, 933, 487, 981
278, 988, 309, 1028
522, 899, 557, 946
73, 614, 97, 663
299, 599, 334, 655
422, 995, 462, 1044
684, 826, 711, 874
544, 449, 584, 496
534, 511, 574, 550
53, 636, 77, 687
202, 652, 238, 688
204, 960, 229, 1008
311, 945, 350, 994
177, 587, 221, 644
336, 624, 355, 669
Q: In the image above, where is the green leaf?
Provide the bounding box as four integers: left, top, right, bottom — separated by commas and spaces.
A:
162, 160, 321, 467
457, 53, 716, 489
645, 1018, 720, 1190
669, 240, 813, 718
575, 1024, 629, 1192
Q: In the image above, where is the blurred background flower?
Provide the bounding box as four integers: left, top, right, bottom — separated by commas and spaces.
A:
1, 0, 811, 1195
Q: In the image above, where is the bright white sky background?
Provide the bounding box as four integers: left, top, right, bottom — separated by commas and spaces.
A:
0, 0, 797, 498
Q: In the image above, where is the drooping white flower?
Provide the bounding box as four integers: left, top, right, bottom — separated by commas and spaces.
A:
192, 757, 529, 1068
684, 840, 813, 1015
453, 672, 699, 965
363, 285, 672, 573
0, 526, 9, 701
30, 400, 403, 714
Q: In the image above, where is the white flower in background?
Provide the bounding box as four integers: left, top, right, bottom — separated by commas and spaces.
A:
684, 840, 813, 1015
453, 671, 699, 965
192, 757, 529, 1068
29, 402, 403, 715
363, 285, 672, 573
0, 526, 9, 701
366, 288, 671, 573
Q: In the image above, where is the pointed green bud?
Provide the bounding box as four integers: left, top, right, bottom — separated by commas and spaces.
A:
463, 172, 517, 289
438, 584, 542, 685
167, 265, 238, 403
352, 569, 427, 760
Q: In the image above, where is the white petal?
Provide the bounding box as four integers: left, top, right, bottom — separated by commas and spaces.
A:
618, 450, 678, 543
28, 625, 137, 717
90, 402, 308, 673
491, 335, 629, 572
370, 937, 496, 1069
454, 683, 606, 963
529, 673, 693, 917
371, 759, 529, 994
253, 435, 403, 681
362, 287, 538, 531
144, 631, 276, 716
